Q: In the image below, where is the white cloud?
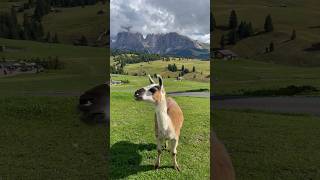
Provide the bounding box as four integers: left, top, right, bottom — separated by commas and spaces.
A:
110, 0, 210, 43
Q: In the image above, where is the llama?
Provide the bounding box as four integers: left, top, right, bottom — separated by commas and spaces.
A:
134, 74, 184, 171
212, 132, 236, 180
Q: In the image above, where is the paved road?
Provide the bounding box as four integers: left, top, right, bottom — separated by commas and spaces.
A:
168, 91, 210, 98
214, 96, 320, 116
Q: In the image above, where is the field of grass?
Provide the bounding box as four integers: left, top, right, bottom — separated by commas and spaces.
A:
212, 59, 320, 96
0, 38, 107, 95
214, 109, 320, 180
111, 92, 209, 179
0, 97, 107, 178
0, 37, 108, 178
42, 3, 108, 44
213, 0, 320, 66
111, 74, 209, 93
123, 59, 210, 82
111, 60, 210, 179
0, 0, 26, 11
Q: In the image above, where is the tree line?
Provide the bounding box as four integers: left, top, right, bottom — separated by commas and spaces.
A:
167, 63, 196, 77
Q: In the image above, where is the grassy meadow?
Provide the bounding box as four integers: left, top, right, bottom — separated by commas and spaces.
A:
0, 36, 108, 177
214, 109, 320, 180
212, 59, 320, 96
42, 3, 108, 44
123, 59, 210, 82
111, 92, 210, 179
212, 1, 320, 179
213, 0, 320, 66
111, 58, 210, 179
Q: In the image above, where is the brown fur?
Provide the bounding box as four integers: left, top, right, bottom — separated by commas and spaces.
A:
166, 97, 183, 136
212, 132, 236, 180
152, 91, 162, 104
154, 97, 184, 137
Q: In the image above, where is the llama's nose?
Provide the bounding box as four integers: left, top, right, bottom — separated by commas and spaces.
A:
134, 88, 145, 98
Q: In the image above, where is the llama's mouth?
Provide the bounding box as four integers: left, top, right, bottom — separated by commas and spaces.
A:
134, 89, 145, 101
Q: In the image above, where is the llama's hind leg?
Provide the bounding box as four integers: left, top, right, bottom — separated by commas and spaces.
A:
170, 138, 180, 171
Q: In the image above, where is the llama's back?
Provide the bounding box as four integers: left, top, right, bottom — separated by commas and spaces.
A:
212, 132, 236, 180
166, 97, 184, 136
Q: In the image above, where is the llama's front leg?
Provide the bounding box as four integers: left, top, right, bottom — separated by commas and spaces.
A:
170, 138, 180, 171
155, 138, 163, 169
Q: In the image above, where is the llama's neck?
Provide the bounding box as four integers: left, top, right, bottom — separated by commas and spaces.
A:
155, 97, 170, 130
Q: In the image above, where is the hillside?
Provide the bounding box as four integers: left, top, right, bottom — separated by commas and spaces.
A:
213, 0, 320, 66
212, 58, 320, 96
124, 59, 210, 82
0, 37, 107, 95
1, 1, 107, 46
42, 3, 108, 45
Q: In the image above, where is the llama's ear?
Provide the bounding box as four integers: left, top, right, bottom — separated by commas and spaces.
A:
157, 74, 163, 88
148, 74, 155, 84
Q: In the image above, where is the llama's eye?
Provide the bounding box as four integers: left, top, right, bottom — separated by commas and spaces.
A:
149, 88, 157, 93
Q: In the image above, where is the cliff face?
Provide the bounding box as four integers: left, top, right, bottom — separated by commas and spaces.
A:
111, 31, 209, 59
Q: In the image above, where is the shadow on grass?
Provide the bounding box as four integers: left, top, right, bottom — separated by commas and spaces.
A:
110, 141, 157, 179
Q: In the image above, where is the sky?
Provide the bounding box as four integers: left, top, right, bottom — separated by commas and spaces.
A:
110, 0, 210, 43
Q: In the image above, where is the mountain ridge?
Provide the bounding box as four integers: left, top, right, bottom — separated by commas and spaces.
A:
111, 31, 209, 59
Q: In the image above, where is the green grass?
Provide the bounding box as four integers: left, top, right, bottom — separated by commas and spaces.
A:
0, 96, 107, 179
110, 92, 209, 179
0, 0, 26, 11
213, 0, 320, 65
42, 3, 108, 44
123, 59, 210, 82
0, 38, 107, 95
0, 37, 108, 178
214, 109, 320, 180
111, 75, 209, 93
212, 59, 320, 95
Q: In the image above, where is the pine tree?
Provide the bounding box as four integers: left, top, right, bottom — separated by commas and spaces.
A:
211, 12, 216, 31
220, 35, 225, 49
229, 10, 238, 29
269, 42, 274, 52
52, 32, 59, 43
45, 31, 51, 42
264, 14, 274, 32
181, 65, 185, 72
247, 22, 254, 36
192, 66, 195, 72
291, 29, 296, 40
228, 29, 238, 45
22, 13, 31, 40
237, 21, 245, 39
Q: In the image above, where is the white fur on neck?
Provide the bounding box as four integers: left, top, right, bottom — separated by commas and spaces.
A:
155, 96, 171, 138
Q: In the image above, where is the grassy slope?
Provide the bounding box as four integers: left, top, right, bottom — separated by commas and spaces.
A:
42, 3, 108, 44
214, 109, 320, 180
212, 59, 320, 95
0, 0, 26, 11
111, 92, 209, 179
123, 59, 210, 82
0, 97, 107, 178
0, 38, 107, 95
111, 61, 210, 178
111, 75, 209, 93
213, 0, 320, 65
0, 38, 108, 177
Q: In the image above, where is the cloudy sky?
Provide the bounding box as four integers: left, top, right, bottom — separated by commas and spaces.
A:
110, 0, 210, 43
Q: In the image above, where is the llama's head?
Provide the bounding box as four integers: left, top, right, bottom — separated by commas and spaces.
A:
134, 74, 165, 103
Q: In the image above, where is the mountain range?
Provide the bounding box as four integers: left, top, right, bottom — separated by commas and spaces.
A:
111, 32, 209, 59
